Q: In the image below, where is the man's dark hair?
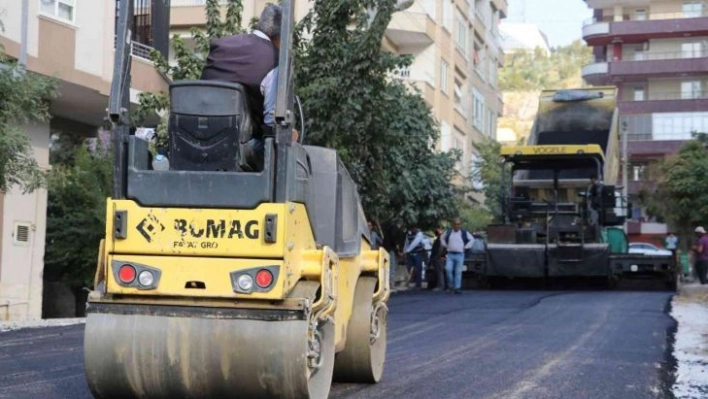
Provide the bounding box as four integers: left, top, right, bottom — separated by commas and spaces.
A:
258, 5, 282, 40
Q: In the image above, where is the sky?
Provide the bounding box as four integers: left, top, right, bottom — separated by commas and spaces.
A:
505, 0, 593, 48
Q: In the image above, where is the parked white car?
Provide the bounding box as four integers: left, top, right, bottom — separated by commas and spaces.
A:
628, 242, 672, 256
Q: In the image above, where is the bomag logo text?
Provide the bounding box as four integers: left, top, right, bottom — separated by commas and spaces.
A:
532, 146, 566, 154
174, 219, 260, 240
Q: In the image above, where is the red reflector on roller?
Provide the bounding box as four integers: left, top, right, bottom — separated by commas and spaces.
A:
119, 265, 136, 283
255, 269, 273, 288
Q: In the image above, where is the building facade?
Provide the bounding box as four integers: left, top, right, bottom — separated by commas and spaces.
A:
582, 0, 708, 236
0, 0, 167, 320
169, 0, 507, 202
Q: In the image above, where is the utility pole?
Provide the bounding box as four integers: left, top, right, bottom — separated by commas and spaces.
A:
622, 120, 629, 228
20, 0, 28, 66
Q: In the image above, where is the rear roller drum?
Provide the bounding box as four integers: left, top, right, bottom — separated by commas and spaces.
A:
333, 276, 388, 383
84, 300, 335, 398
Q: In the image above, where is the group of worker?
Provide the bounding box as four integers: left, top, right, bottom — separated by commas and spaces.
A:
371, 219, 483, 295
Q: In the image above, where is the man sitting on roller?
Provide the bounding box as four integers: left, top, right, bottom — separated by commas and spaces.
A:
200, 4, 297, 171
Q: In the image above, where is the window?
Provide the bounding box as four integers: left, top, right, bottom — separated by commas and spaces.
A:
489, 59, 497, 87
424, 0, 436, 20
440, 122, 452, 151
454, 79, 463, 110
635, 9, 647, 21
633, 88, 645, 101
455, 14, 468, 53
681, 81, 702, 99
40, 0, 75, 22
440, 60, 449, 95
682, 42, 703, 58
473, 89, 485, 131
443, 0, 453, 32
632, 164, 646, 181
470, 153, 484, 190
683, 1, 703, 18
488, 109, 496, 138
453, 129, 466, 172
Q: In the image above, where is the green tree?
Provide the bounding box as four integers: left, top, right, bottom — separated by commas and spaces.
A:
638, 133, 708, 235
499, 39, 591, 92
45, 137, 113, 289
456, 198, 493, 231
294, 0, 462, 228
471, 138, 506, 220
0, 26, 59, 193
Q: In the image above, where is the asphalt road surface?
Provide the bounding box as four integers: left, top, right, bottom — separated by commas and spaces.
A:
0, 289, 676, 399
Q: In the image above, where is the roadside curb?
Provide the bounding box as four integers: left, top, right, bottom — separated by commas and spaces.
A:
0, 317, 86, 333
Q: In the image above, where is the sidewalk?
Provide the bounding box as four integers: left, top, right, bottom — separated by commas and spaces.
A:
671, 280, 708, 399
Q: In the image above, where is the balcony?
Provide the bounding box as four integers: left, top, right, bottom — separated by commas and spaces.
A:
583, 52, 708, 85
622, 112, 708, 142
386, 11, 436, 47
582, 11, 708, 46
581, 61, 609, 82
389, 67, 435, 106
620, 91, 708, 114
581, 21, 610, 40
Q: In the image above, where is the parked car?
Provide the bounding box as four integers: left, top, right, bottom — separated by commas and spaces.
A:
628, 242, 672, 256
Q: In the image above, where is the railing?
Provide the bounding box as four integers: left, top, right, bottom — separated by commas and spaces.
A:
622, 112, 708, 141
622, 91, 708, 102
583, 10, 708, 26
132, 42, 154, 60
592, 50, 708, 63
171, 0, 228, 6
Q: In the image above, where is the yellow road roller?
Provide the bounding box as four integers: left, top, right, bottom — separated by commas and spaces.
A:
83, 1, 390, 398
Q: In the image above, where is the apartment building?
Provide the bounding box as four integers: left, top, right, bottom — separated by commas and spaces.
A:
0, 0, 168, 320
170, 0, 507, 202
582, 0, 708, 237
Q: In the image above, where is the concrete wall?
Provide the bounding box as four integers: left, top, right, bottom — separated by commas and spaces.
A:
0, 121, 50, 321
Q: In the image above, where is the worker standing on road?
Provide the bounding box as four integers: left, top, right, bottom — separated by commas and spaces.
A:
427, 225, 447, 291
690, 226, 708, 285
441, 218, 475, 295
403, 226, 426, 289
665, 232, 679, 264
587, 174, 603, 226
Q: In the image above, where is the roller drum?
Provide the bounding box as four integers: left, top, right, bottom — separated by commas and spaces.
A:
84, 305, 335, 399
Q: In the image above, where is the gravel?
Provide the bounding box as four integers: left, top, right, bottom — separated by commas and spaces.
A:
672, 282, 708, 399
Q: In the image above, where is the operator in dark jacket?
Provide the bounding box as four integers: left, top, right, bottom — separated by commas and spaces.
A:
200, 5, 294, 171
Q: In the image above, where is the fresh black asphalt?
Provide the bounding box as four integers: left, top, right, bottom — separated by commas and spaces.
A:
0, 290, 676, 399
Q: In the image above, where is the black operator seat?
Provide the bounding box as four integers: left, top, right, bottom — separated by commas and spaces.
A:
167, 80, 254, 172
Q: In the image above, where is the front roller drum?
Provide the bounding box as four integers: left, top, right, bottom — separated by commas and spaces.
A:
333, 276, 388, 383
84, 304, 335, 399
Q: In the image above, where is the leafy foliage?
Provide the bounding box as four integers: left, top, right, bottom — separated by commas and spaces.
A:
134, 0, 465, 229
471, 138, 505, 220
45, 139, 113, 289
456, 198, 493, 232
294, 0, 462, 229
638, 133, 708, 235
0, 37, 59, 193
499, 40, 592, 92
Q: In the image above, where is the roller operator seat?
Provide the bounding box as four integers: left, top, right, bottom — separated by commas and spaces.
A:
166, 80, 255, 172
